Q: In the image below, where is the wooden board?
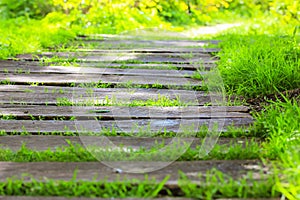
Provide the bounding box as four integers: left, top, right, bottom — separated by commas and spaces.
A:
0, 118, 253, 134
78, 34, 219, 42
0, 65, 201, 77
39, 51, 214, 58
78, 39, 220, 47
0, 84, 210, 94
0, 160, 266, 182
0, 85, 218, 106
0, 60, 216, 70
78, 62, 217, 70
16, 54, 217, 64
0, 105, 251, 120
0, 135, 260, 151
73, 47, 220, 53
0, 73, 201, 87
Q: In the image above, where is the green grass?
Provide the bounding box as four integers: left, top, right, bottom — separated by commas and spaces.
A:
0, 138, 261, 162
216, 34, 299, 98
0, 80, 206, 91
0, 18, 76, 59
0, 114, 16, 120
0, 169, 279, 199
0, 124, 256, 138
0, 174, 170, 198
178, 170, 278, 199
38, 55, 80, 66
75, 81, 205, 91
253, 98, 300, 160
209, 20, 300, 198
274, 145, 300, 200
57, 94, 190, 107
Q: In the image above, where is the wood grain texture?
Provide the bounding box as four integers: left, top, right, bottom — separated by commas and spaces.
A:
0, 60, 216, 70
0, 118, 253, 134
0, 65, 199, 77
0, 135, 259, 151
0, 105, 251, 119
0, 85, 221, 105
16, 53, 217, 63
74, 47, 220, 53
79, 39, 220, 47
0, 73, 201, 87
39, 51, 213, 58
0, 160, 266, 182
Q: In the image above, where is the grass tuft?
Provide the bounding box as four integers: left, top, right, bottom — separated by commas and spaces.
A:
217, 35, 300, 98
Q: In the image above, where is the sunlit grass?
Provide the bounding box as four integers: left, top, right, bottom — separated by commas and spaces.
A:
0, 139, 262, 162
0, 18, 76, 59
0, 169, 278, 198
217, 34, 299, 98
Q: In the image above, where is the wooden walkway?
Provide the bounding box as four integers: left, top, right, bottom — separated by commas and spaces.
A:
0, 37, 274, 199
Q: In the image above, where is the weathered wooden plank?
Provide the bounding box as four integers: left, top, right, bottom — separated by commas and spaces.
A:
0, 65, 200, 78
79, 33, 206, 39
0, 84, 207, 94
0, 60, 40, 68
0, 135, 259, 151
0, 105, 251, 119
0, 60, 216, 70
0, 73, 201, 87
78, 34, 220, 42
0, 160, 266, 182
16, 53, 217, 64
0, 85, 217, 105
0, 93, 167, 105
39, 51, 213, 58
78, 39, 220, 47
0, 118, 253, 134
0, 104, 250, 113
79, 62, 217, 70
74, 47, 220, 53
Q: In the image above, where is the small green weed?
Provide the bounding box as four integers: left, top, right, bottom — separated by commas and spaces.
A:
57, 95, 190, 107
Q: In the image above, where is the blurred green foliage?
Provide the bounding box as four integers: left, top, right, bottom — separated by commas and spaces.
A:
0, 0, 299, 59
0, 0, 53, 19
0, 0, 299, 31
